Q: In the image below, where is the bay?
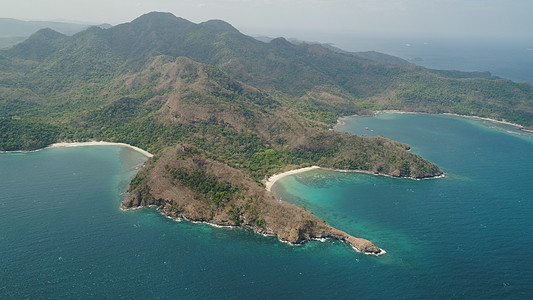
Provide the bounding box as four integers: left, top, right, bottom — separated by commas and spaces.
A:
273, 113, 533, 298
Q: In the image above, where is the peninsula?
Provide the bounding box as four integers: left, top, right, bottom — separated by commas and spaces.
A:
121, 145, 389, 255
1, 12, 531, 254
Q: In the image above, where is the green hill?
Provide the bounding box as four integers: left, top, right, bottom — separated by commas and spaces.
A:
3, 12, 532, 127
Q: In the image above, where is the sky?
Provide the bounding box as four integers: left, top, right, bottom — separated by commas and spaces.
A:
2, 0, 532, 40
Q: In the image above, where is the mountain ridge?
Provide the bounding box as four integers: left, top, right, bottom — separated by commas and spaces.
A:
4, 12, 531, 128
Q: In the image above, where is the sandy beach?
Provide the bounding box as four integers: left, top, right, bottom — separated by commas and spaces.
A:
265, 166, 320, 192
346, 110, 531, 132
264, 164, 446, 193
49, 141, 154, 158
440, 112, 527, 129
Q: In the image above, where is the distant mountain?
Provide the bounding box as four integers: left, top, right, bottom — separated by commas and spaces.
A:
0, 36, 26, 49
0, 18, 109, 48
321, 44, 412, 66
0, 18, 87, 37
256, 36, 412, 66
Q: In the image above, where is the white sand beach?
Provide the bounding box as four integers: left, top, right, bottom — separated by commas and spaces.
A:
48, 141, 154, 158
441, 113, 526, 129
344, 110, 529, 131
265, 166, 320, 192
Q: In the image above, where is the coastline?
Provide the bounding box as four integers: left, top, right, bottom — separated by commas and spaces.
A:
265, 165, 445, 193
379, 110, 531, 132
336, 110, 533, 134
440, 112, 528, 130
323, 167, 445, 181
265, 166, 320, 192
48, 141, 154, 158
122, 204, 387, 255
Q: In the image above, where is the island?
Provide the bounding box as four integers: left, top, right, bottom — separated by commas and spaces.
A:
1, 12, 531, 255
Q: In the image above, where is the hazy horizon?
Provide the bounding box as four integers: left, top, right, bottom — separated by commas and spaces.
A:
2, 0, 532, 41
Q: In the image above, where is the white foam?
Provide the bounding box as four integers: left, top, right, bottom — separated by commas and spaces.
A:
311, 237, 328, 243
351, 245, 387, 256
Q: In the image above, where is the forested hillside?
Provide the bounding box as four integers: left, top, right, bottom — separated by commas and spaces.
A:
2, 12, 532, 128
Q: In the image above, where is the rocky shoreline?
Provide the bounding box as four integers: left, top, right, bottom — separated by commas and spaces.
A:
121, 200, 386, 256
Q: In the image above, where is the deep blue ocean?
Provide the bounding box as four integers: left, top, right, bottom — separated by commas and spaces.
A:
333, 36, 533, 84
1, 113, 532, 299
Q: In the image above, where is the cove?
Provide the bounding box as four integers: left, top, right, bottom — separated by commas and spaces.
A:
272, 113, 533, 298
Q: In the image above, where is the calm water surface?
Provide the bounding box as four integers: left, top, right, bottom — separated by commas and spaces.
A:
1, 114, 532, 298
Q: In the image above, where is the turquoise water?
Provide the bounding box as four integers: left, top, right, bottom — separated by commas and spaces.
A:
1, 115, 532, 298
274, 114, 533, 298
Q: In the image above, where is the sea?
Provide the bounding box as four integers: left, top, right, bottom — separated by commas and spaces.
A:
333, 35, 533, 84
1, 40, 533, 298
1, 114, 532, 299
